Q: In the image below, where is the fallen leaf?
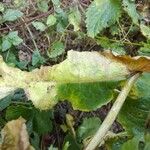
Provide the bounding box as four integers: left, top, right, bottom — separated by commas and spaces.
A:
0, 117, 34, 150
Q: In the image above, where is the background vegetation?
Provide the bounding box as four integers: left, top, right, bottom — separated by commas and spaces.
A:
0, 0, 150, 150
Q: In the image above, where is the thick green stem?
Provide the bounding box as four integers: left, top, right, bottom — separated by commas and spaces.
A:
84, 73, 140, 150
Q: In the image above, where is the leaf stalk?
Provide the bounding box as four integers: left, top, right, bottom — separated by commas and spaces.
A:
85, 73, 141, 150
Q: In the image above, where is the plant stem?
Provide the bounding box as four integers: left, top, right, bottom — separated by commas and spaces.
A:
84, 73, 141, 150
96, 36, 143, 46
21, 18, 38, 51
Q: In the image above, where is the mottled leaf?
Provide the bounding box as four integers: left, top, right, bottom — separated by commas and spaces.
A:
0, 51, 150, 111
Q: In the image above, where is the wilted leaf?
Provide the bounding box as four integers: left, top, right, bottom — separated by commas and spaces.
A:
140, 24, 150, 39
3, 9, 23, 21
26, 81, 57, 110
32, 21, 46, 32
46, 15, 57, 26
86, 0, 121, 37
50, 50, 130, 83
102, 51, 150, 73
122, 0, 139, 25
0, 117, 34, 150
1, 51, 150, 111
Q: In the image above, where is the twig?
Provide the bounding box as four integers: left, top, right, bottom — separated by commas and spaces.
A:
96, 36, 143, 46
21, 18, 38, 51
0, 9, 53, 31
84, 73, 141, 150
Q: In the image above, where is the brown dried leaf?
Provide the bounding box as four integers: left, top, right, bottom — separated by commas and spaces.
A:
0, 117, 34, 150
101, 51, 150, 73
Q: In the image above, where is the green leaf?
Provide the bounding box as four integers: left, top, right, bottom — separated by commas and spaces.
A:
32, 21, 46, 31
77, 117, 101, 141
140, 24, 150, 39
64, 133, 81, 150
118, 73, 150, 136
144, 142, 150, 150
48, 145, 58, 150
48, 41, 65, 58
121, 137, 139, 150
12, 0, 27, 9
86, 0, 121, 37
139, 41, 150, 56
58, 82, 118, 111
68, 7, 81, 31
63, 142, 70, 150
106, 138, 128, 150
0, 2, 4, 12
1, 31, 23, 51
4, 51, 18, 66
3, 9, 23, 21
2, 38, 12, 51
37, 0, 49, 12
0, 94, 13, 111
52, 0, 61, 6
30, 131, 40, 150
5, 105, 33, 121
32, 50, 45, 66
32, 109, 53, 135
7, 31, 23, 46
122, 0, 139, 25
46, 15, 57, 27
